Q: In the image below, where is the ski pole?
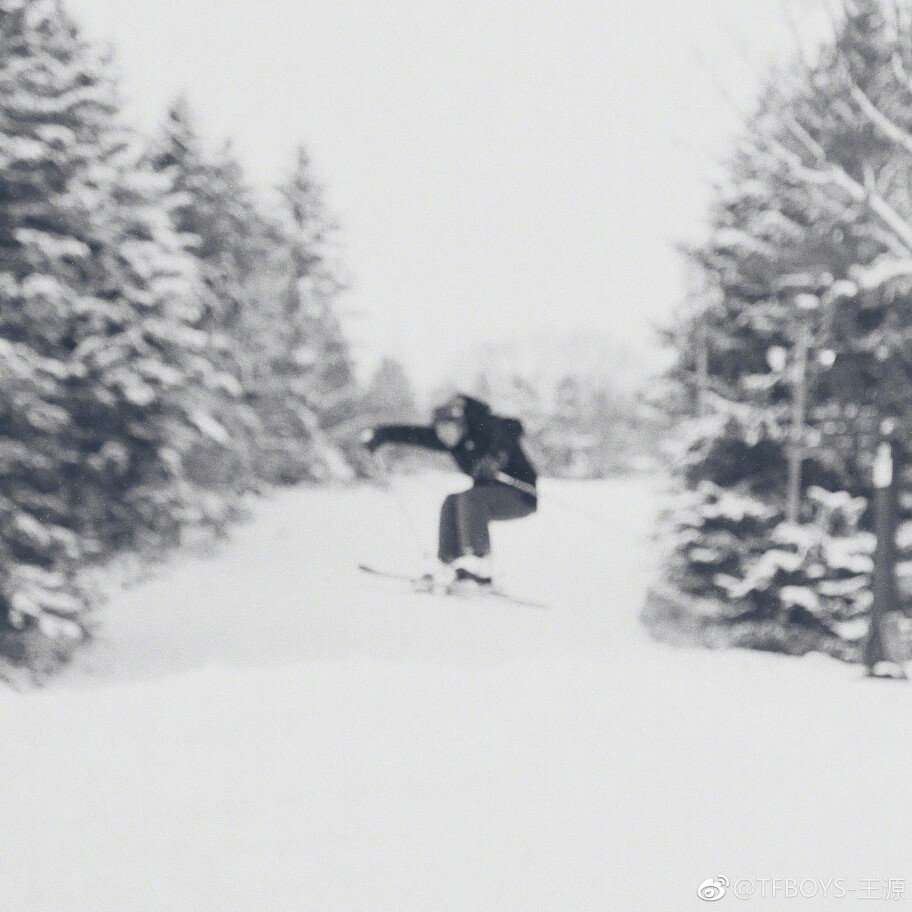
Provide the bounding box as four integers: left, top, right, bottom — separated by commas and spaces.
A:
371, 451, 429, 559
495, 469, 636, 531
493, 471, 538, 499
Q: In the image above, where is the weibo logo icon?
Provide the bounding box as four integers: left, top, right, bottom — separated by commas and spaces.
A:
697, 876, 729, 901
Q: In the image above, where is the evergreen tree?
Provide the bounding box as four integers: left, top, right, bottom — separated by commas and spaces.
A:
266, 147, 358, 478
0, 0, 373, 676
0, 0, 228, 642
277, 148, 356, 430
0, 0, 255, 640
149, 101, 269, 490
363, 357, 417, 426
655, 0, 912, 657
151, 114, 359, 484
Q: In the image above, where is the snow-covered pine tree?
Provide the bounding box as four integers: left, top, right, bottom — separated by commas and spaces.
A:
147, 100, 264, 492
358, 356, 422, 474
150, 113, 358, 484
0, 0, 226, 652
363, 357, 418, 426
150, 100, 273, 339
270, 147, 357, 478
277, 148, 355, 424
652, 0, 912, 658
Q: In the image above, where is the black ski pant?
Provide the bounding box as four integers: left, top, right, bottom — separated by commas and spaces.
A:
438, 484, 536, 563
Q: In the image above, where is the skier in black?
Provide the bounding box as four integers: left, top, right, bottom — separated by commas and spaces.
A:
363, 394, 537, 588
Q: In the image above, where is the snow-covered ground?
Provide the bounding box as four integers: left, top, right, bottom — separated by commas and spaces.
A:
1, 473, 911, 911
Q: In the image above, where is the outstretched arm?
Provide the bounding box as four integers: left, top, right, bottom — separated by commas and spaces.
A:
363, 424, 447, 453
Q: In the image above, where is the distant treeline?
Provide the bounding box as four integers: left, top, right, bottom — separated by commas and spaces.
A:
456, 372, 661, 479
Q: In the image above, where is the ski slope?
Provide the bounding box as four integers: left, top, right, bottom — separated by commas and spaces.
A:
1, 473, 911, 911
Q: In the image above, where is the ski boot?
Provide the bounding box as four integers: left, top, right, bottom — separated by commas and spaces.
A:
414, 561, 456, 593
447, 554, 493, 595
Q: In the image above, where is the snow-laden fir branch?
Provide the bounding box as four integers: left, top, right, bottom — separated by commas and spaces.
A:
767, 120, 912, 255
848, 81, 912, 158
851, 255, 912, 290
891, 52, 912, 96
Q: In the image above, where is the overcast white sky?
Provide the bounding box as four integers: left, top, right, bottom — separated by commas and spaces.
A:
65, 0, 829, 388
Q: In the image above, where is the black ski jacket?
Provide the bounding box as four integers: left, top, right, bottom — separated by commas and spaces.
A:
371, 399, 537, 503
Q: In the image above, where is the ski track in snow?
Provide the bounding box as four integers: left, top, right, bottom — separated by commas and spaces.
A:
1, 473, 911, 911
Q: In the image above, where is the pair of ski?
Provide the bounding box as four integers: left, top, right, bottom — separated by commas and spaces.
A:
358, 564, 547, 611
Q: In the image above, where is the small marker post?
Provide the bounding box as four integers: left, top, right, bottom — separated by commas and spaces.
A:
865, 419, 903, 677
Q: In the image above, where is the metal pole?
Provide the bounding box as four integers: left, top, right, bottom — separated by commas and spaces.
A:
370, 451, 428, 559
865, 420, 900, 674
786, 322, 810, 524
695, 319, 709, 418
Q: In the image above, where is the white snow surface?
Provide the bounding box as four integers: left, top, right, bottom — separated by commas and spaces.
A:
1, 473, 911, 911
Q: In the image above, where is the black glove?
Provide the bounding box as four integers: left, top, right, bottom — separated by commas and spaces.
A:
472, 453, 506, 481
361, 428, 381, 453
